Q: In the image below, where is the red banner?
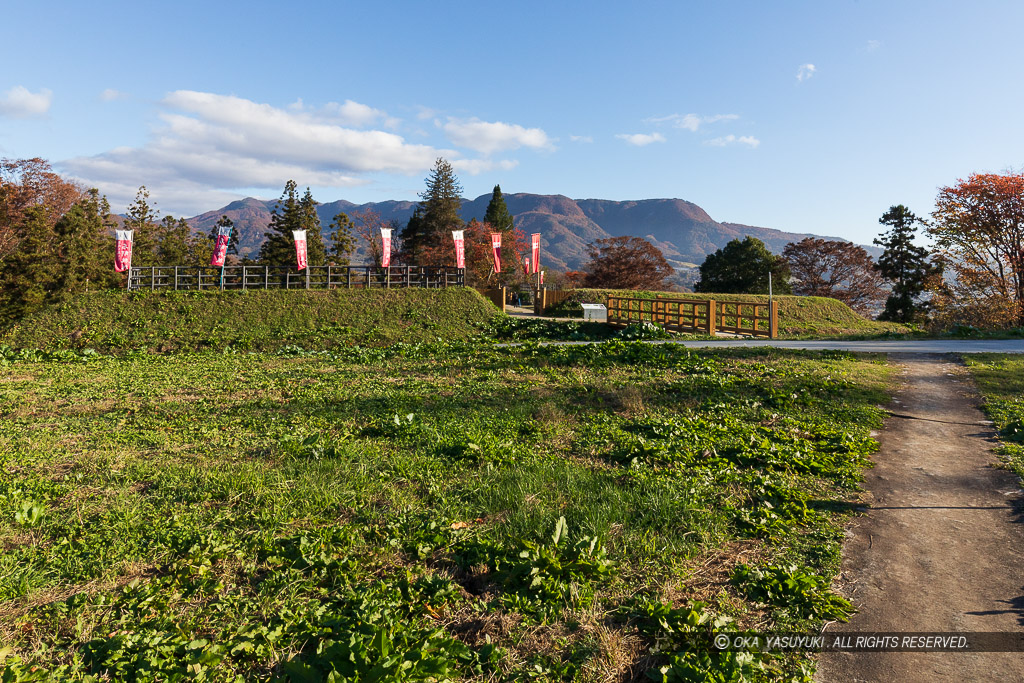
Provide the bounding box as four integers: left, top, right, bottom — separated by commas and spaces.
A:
381, 227, 392, 268
115, 229, 133, 273
293, 230, 308, 270
541, 270, 545, 285
523, 257, 530, 275
531, 233, 540, 274
452, 230, 465, 269
210, 225, 231, 267
491, 233, 502, 272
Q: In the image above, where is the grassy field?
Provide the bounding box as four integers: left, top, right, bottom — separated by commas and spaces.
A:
0, 340, 894, 681
0, 289, 501, 353
545, 290, 912, 339
963, 354, 1024, 482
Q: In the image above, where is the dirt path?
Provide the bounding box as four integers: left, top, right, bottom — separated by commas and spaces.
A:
816, 355, 1024, 682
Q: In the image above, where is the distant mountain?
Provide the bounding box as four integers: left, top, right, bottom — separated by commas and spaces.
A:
187, 194, 876, 269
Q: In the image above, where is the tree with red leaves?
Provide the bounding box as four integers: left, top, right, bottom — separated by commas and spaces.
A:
581, 236, 674, 290
782, 237, 886, 315
929, 172, 1024, 328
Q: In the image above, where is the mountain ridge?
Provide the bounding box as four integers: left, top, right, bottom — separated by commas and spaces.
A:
187, 193, 877, 270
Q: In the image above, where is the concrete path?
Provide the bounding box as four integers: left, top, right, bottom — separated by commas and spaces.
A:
815, 355, 1024, 682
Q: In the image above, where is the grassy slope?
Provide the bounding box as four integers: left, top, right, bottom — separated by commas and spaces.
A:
0, 343, 893, 681
0, 288, 501, 353
962, 354, 1024, 483
547, 289, 911, 338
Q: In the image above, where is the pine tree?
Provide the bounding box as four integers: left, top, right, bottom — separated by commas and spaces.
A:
0, 206, 57, 319
155, 215, 193, 265
328, 212, 356, 265
124, 186, 159, 266
259, 181, 326, 268
484, 185, 514, 232
875, 205, 934, 322
54, 190, 117, 294
401, 158, 463, 264
298, 188, 326, 266
482, 184, 524, 285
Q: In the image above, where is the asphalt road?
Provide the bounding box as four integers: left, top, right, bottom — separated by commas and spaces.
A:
661, 339, 1024, 354
514, 338, 1024, 354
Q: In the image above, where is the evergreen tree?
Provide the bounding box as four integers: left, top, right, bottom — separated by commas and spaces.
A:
259, 181, 326, 267
695, 236, 792, 294
124, 186, 159, 266
483, 184, 514, 232
875, 204, 935, 322
328, 212, 356, 265
54, 190, 117, 294
0, 206, 56, 319
298, 188, 326, 266
155, 215, 193, 265
399, 206, 425, 263
401, 158, 463, 264
481, 184, 525, 285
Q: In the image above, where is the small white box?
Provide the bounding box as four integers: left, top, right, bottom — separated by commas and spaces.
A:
581, 303, 607, 322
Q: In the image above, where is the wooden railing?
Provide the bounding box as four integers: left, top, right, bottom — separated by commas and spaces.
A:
127, 265, 465, 291
606, 296, 778, 338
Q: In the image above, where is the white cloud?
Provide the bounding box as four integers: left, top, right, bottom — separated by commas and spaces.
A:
866, 39, 881, 52
569, 135, 593, 143
100, 88, 128, 102
616, 132, 666, 146
416, 106, 438, 120
797, 64, 816, 82
61, 90, 468, 214
706, 135, 760, 148
646, 113, 738, 132
0, 86, 52, 118
443, 118, 553, 155
451, 158, 519, 175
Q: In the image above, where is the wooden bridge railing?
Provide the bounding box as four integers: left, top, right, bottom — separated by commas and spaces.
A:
606, 296, 778, 338
127, 265, 465, 291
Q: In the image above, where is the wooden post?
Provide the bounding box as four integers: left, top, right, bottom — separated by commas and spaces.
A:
347, 267, 352, 289
769, 300, 779, 339
264, 266, 269, 290
242, 266, 247, 291
707, 299, 717, 336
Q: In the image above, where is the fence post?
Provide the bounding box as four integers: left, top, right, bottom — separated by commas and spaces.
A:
347, 267, 352, 288
242, 266, 247, 291
707, 299, 717, 336
264, 266, 269, 290
770, 300, 778, 339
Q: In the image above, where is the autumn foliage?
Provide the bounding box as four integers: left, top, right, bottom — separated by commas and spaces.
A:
581, 236, 674, 290
782, 238, 886, 314
929, 172, 1024, 328
1, 158, 85, 262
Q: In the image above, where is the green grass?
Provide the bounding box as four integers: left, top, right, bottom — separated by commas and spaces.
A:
0, 288, 501, 353
545, 289, 912, 338
962, 354, 1024, 483
0, 341, 894, 681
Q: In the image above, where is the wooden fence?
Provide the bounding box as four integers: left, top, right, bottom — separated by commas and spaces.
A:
606, 296, 778, 338
127, 265, 465, 291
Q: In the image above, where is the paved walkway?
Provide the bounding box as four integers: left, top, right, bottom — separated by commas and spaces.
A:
512, 338, 1024, 354
815, 355, 1024, 682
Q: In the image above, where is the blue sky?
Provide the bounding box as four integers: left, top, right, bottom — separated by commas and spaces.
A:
3, 0, 1023, 245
